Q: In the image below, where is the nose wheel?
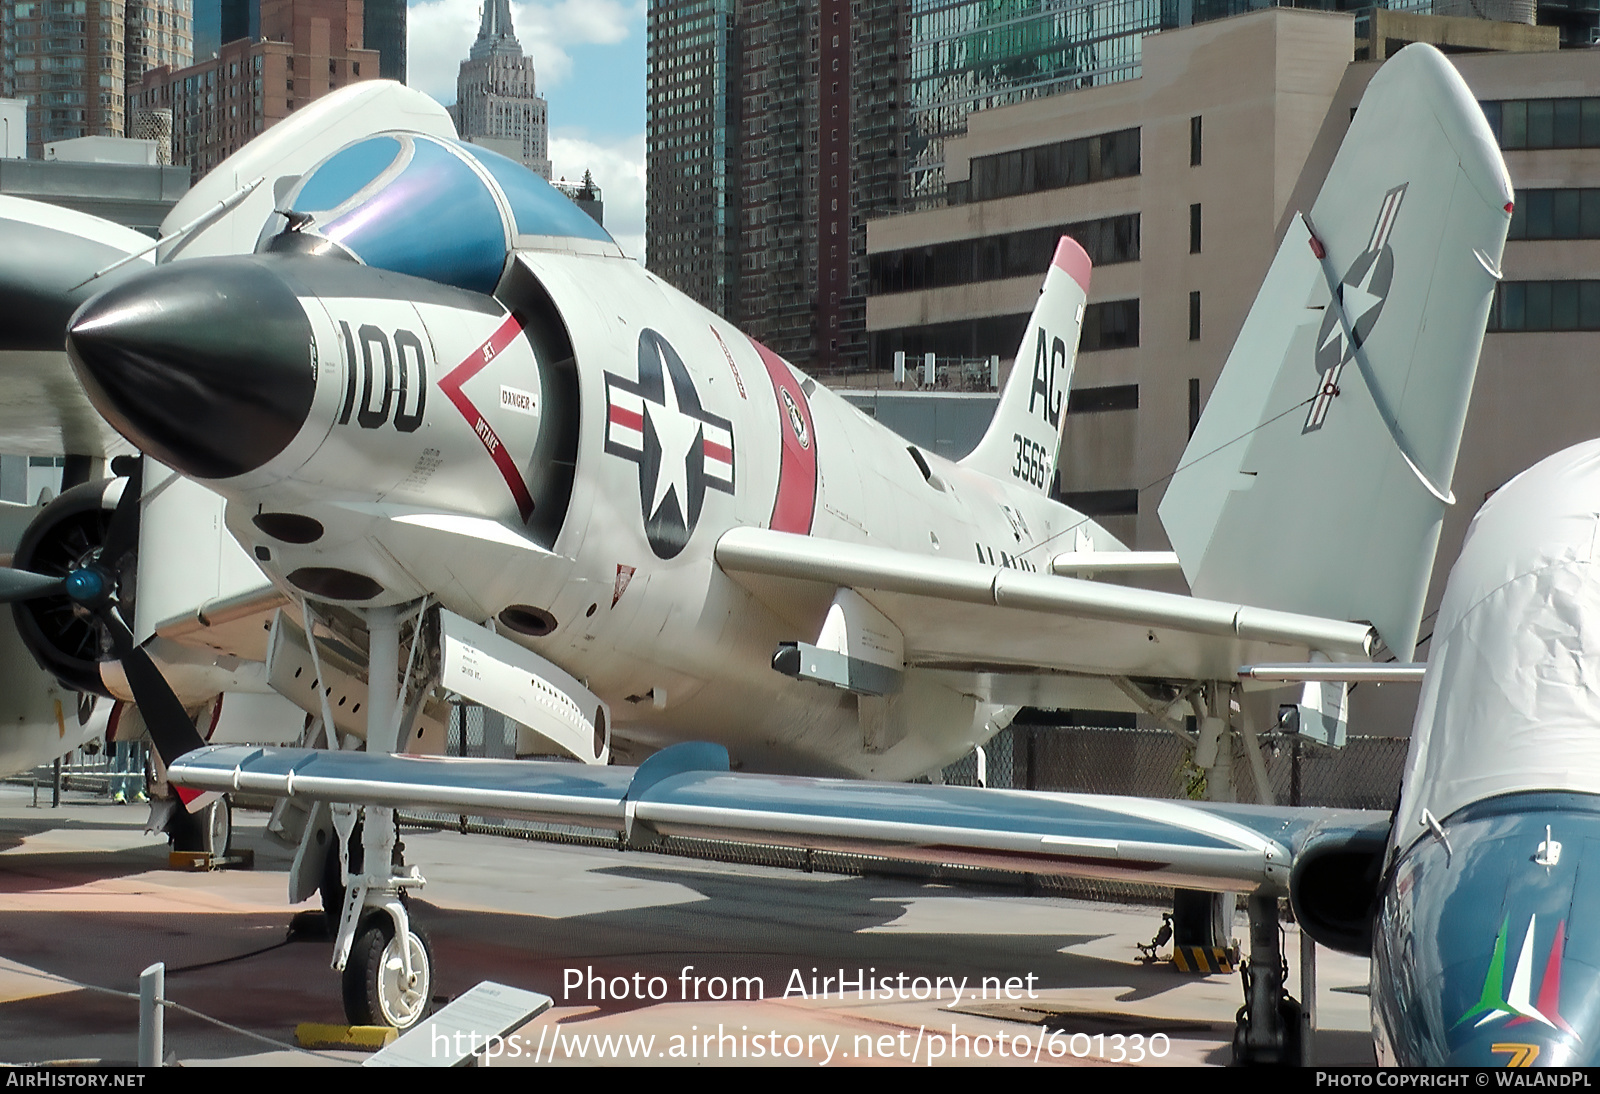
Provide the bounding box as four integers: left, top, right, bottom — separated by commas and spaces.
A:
342, 912, 434, 1031
322, 602, 436, 1032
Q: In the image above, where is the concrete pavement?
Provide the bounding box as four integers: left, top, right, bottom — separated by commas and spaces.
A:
0, 783, 1375, 1067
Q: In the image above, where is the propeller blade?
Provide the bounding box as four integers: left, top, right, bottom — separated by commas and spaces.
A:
0, 568, 66, 603
101, 455, 143, 566
102, 609, 206, 769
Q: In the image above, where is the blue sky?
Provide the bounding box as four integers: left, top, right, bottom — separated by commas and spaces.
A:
407, 0, 647, 256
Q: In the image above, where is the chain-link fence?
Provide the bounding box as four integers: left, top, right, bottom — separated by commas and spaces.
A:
940, 723, 1408, 812
932, 722, 1407, 903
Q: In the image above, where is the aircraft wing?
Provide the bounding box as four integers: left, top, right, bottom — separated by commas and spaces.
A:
0, 196, 158, 458
169, 742, 1387, 895
715, 527, 1375, 701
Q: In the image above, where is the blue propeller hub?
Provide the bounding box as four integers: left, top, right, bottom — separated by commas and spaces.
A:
63, 567, 106, 603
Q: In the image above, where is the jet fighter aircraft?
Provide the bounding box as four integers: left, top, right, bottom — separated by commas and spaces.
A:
49, 43, 1505, 777
0, 44, 1511, 1054
174, 434, 1600, 1066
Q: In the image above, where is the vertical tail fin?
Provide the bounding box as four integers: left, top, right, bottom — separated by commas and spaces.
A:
960, 236, 1090, 494
1157, 44, 1512, 659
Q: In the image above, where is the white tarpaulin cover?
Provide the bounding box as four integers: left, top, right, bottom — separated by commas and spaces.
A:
1394, 440, 1600, 850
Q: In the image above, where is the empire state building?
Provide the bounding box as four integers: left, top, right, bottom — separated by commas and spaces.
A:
454, 0, 552, 178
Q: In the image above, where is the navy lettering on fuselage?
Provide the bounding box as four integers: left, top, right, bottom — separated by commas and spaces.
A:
974, 542, 1038, 572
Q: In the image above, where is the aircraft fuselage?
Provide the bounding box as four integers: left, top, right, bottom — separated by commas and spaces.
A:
71, 250, 1116, 778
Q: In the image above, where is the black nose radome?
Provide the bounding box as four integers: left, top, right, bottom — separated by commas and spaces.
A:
67, 257, 316, 481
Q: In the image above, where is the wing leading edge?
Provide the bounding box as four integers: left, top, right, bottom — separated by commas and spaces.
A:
171, 742, 1387, 894
714, 526, 1375, 693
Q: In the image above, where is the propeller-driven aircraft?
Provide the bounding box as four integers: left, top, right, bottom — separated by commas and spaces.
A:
0, 44, 1521, 1062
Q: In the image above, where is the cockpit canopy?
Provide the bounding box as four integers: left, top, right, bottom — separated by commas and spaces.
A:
256, 132, 618, 295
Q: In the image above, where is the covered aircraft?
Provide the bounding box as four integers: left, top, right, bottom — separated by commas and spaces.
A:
0, 43, 1514, 1060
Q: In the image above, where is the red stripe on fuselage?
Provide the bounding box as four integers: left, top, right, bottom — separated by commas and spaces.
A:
609, 405, 644, 432
749, 337, 816, 535
437, 313, 536, 522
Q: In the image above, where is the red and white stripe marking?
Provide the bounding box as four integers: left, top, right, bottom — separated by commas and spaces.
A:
606, 384, 647, 454
607, 384, 734, 491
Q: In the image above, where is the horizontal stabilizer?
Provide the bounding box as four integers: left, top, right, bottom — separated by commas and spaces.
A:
1157, 44, 1512, 659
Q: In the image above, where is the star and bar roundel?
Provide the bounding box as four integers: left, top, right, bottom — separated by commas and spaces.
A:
1305, 182, 1407, 433
605, 329, 736, 560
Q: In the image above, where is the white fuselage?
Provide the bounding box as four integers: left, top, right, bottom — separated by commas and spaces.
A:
214, 251, 1122, 778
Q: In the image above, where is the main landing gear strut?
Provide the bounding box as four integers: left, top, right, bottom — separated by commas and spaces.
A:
1232, 893, 1304, 1066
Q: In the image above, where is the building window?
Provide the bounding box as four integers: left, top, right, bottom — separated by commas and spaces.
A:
1189, 203, 1201, 254
1188, 378, 1201, 437
870, 214, 1140, 295
1082, 299, 1139, 352
1190, 115, 1201, 166
1189, 291, 1201, 341
1508, 189, 1600, 239
1480, 98, 1600, 150
1487, 281, 1600, 331
1066, 384, 1138, 414
960, 126, 1140, 204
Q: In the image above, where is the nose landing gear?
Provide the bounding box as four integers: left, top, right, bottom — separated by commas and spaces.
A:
343, 909, 434, 1031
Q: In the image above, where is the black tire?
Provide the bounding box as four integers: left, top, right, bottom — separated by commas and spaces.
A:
170, 796, 232, 856
1172, 889, 1230, 950
1279, 996, 1305, 1066
342, 913, 433, 1031
1231, 996, 1305, 1066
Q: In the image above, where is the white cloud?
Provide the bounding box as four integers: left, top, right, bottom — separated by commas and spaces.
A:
407, 0, 642, 106
550, 131, 645, 262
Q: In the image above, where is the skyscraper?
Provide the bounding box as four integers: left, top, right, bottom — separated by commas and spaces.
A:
216, 0, 257, 51
133, 0, 375, 174
901, 0, 1590, 208
645, 0, 904, 372
12, 0, 132, 153
124, 0, 194, 95
363, 0, 404, 82
453, 0, 551, 178
645, 0, 739, 318
2, 1, 15, 101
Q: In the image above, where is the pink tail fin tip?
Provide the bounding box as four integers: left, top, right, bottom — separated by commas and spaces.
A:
1052, 235, 1092, 293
